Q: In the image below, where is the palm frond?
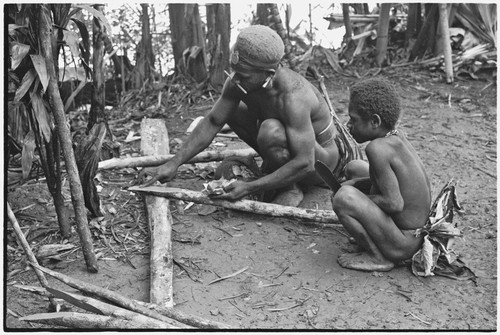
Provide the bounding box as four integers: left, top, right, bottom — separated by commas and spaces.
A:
455, 4, 497, 47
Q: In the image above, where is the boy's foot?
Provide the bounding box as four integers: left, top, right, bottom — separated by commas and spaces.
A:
338, 252, 394, 272
272, 184, 304, 207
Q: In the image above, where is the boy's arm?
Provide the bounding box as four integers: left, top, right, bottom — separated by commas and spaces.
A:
366, 141, 404, 213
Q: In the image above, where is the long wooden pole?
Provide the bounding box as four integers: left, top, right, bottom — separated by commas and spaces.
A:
129, 186, 339, 224
98, 147, 258, 170
39, 5, 98, 273
140, 119, 173, 308
439, 4, 454, 83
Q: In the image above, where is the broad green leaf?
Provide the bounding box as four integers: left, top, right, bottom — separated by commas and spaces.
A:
63, 30, 82, 57
14, 69, 36, 103
30, 90, 53, 143
21, 130, 36, 180
30, 55, 49, 94
10, 42, 30, 70
75, 4, 112, 33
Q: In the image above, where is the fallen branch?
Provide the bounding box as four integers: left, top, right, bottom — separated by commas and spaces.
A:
20, 312, 159, 329
208, 266, 249, 285
128, 186, 339, 224
7, 203, 60, 311
98, 148, 258, 170
29, 263, 232, 329
46, 287, 182, 328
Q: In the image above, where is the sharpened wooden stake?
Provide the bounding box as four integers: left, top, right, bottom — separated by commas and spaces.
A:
140, 118, 173, 308
129, 186, 339, 224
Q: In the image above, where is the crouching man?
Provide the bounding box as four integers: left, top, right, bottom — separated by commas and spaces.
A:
332, 78, 432, 272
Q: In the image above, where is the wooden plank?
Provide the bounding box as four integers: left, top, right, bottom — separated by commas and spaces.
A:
98, 148, 258, 170
129, 186, 339, 224
140, 118, 173, 308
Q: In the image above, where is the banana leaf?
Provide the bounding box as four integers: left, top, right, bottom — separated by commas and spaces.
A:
412, 179, 476, 281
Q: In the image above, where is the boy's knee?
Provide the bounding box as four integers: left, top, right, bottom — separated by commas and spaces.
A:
331, 186, 357, 212
345, 160, 369, 179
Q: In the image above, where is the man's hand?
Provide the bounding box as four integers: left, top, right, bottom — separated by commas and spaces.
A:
138, 162, 178, 187
210, 179, 250, 201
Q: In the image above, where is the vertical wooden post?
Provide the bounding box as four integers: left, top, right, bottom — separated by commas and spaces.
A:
140, 118, 173, 308
375, 3, 392, 67
439, 4, 454, 84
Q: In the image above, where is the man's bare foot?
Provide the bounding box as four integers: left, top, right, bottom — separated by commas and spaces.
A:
338, 252, 394, 272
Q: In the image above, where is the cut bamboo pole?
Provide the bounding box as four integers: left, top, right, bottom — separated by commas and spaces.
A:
129, 186, 339, 224
29, 263, 232, 329
98, 147, 258, 170
140, 118, 173, 308
20, 312, 160, 329
375, 3, 392, 67
6, 203, 59, 311
46, 287, 183, 328
439, 4, 454, 83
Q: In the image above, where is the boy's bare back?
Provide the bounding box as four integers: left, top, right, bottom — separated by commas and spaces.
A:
367, 133, 432, 231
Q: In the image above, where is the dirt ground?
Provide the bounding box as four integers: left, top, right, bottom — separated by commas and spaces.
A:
4, 66, 497, 331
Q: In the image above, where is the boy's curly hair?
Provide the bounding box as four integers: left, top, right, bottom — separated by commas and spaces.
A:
349, 78, 401, 129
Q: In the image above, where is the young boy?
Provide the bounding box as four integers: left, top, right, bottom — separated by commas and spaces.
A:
331, 78, 432, 272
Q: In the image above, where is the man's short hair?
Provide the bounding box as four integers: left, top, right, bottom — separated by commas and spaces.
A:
350, 78, 401, 129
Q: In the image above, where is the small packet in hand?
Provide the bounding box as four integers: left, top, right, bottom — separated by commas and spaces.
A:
202, 178, 237, 196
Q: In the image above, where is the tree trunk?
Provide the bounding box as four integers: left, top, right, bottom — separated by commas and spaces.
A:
375, 3, 392, 67
410, 4, 439, 61
88, 4, 106, 131
168, 4, 206, 81
206, 4, 230, 91
255, 3, 271, 25
405, 3, 421, 48
267, 4, 300, 72
133, 4, 154, 89
39, 5, 98, 273
342, 4, 353, 42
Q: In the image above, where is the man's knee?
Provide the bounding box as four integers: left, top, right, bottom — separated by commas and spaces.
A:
257, 119, 286, 146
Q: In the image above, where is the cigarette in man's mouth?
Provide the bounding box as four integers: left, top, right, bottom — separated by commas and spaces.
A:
224, 70, 247, 94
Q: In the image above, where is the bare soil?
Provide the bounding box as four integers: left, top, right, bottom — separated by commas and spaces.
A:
5, 66, 497, 330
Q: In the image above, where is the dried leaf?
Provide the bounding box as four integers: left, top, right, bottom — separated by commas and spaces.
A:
10, 42, 30, 70
21, 130, 36, 180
